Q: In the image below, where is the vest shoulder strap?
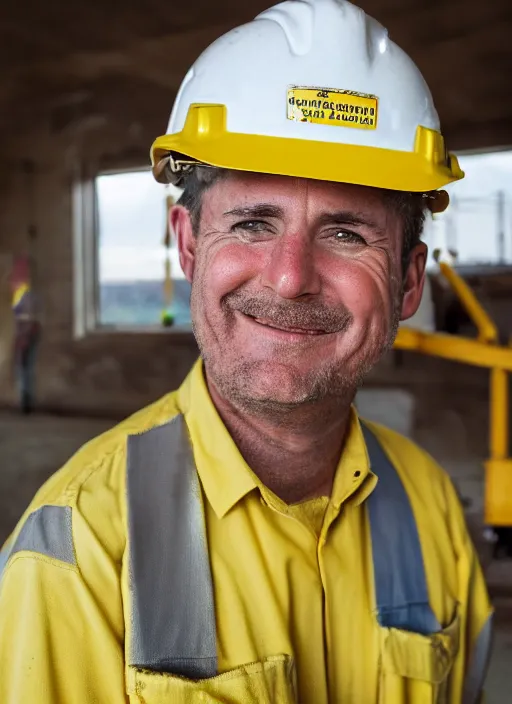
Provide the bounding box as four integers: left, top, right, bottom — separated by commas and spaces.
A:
362, 423, 441, 635
126, 415, 217, 678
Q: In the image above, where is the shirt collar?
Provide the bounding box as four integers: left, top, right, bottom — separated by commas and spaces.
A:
329, 409, 377, 510
177, 359, 377, 517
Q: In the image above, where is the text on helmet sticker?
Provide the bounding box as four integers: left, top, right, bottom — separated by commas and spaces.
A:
287, 87, 378, 130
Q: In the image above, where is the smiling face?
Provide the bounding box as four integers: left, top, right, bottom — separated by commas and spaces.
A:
172, 171, 426, 412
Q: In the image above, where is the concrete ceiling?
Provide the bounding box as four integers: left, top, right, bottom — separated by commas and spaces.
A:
1, 0, 512, 151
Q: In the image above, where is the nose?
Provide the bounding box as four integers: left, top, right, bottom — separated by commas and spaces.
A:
260, 233, 321, 299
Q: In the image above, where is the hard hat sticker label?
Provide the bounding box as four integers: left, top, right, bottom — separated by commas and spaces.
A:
287, 87, 378, 130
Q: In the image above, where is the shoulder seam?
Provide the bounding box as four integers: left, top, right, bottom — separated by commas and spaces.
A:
62, 444, 124, 503
62, 410, 183, 503
2, 552, 80, 578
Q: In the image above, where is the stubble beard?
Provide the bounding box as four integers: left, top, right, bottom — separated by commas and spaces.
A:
191, 280, 404, 420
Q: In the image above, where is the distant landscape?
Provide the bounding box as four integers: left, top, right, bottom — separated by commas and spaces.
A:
99, 278, 192, 327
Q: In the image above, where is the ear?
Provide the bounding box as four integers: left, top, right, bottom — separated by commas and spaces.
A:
170, 205, 196, 283
400, 243, 428, 320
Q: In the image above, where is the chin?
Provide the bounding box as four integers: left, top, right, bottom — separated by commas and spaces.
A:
247, 359, 301, 389
222, 357, 344, 408
246, 382, 311, 407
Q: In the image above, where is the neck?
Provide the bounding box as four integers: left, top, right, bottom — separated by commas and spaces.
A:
206, 373, 354, 504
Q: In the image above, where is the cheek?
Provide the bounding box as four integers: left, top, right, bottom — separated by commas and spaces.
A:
326, 256, 391, 321
197, 242, 261, 302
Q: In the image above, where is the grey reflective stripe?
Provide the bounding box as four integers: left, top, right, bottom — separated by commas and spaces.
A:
463, 613, 493, 704
363, 425, 441, 635
7, 506, 76, 566
127, 415, 217, 679
0, 542, 12, 579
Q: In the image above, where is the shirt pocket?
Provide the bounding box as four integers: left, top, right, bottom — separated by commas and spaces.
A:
378, 612, 460, 704
126, 654, 297, 704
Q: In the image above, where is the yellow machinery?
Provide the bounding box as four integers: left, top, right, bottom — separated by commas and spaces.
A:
393, 262, 512, 526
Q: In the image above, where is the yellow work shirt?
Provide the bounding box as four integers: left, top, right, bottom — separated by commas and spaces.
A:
0, 359, 492, 703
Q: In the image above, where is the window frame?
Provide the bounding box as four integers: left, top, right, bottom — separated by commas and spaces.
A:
73, 163, 194, 339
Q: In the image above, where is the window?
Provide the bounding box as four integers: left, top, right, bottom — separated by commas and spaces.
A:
74, 167, 191, 336
423, 149, 512, 268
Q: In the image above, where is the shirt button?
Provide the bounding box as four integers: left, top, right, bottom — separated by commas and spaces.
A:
353, 470, 361, 479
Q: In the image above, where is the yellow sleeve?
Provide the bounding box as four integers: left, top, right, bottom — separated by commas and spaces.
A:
459, 538, 493, 703
0, 553, 127, 704
0, 394, 183, 703
444, 477, 494, 703
0, 448, 128, 703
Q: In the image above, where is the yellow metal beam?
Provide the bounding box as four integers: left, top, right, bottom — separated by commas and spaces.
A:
394, 327, 512, 372
438, 262, 498, 344
485, 459, 512, 526
490, 368, 509, 461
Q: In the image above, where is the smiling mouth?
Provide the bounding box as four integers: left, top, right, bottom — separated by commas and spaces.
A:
246, 314, 327, 336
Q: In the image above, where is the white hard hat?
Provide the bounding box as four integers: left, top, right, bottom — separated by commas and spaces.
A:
151, 0, 462, 212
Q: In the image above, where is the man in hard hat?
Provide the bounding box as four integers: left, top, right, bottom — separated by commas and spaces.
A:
0, 1, 492, 702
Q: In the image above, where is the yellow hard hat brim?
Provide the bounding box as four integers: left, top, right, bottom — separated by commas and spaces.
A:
151, 105, 463, 213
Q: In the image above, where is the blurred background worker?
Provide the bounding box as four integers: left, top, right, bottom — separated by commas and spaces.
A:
10, 255, 40, 414
0, 1, 492, 702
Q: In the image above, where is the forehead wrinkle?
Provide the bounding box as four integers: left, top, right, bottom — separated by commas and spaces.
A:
304, 178, 314, 225
295, 179, 390, 237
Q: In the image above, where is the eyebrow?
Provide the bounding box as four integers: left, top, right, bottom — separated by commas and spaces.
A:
316, 210, 383, 233
223, 204, 284, 219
